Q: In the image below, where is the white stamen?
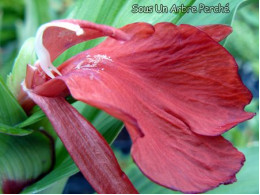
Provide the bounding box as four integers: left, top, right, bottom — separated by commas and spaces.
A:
21, 80, 29, 92
28, 64, 37, 70
35, 22, 84, 78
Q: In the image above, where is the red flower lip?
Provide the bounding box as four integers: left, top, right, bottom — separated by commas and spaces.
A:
21, 20, 254, 193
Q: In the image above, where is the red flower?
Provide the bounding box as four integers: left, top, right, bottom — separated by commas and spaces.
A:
20, 20, 254, 193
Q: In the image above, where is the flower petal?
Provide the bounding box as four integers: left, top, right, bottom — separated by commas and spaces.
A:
198, 24, 232, 42
35, 65, 245, 193
48, 22, 253, 136
97, 23, 254, 136
35, 19, 129, 78
129, 113, 245, 193
27, 92, 138, 194
31, 22, 253, 193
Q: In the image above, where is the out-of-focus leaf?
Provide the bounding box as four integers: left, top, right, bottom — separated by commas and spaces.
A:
69, 0, 196, 26
0, 42, 18, 79
7, 37, 36, 98
225, 2, 259, 77
178, 0, 245, 25
0, 77, 27, 126
35, 178, 68, 194
224, 98, 259, 147
16, 0, 52, 47
224, 127, 248, 147
0, 123, 33, 136
226, 20, 258, 65
22, 156, 77, 194
245, 99, 259, 137
0, 0, 24, 78
0, 0, 24, 45
239, 3, 258, 27
0, 0, 24, 14
0, 131, 54, 193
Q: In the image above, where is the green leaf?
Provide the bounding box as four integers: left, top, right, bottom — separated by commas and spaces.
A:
35, 178, 68, 194
225, 2, 259, 76
0, 123, 33, 136
0, 131, 54, 193
6, 37, 36, 98
69, 0, 196, 26
16, 109, 45, 128
0, 77, 27, 126
178, 0, 245, 25
0, 0, 24, 45
16, 0, 52, 47
22, 156, 77, 194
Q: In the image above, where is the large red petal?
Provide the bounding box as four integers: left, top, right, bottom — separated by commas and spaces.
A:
129, 106, 245, 193
50, 22, 253, 136
96, 23, 254, 136
32, 22, 253, 193
36, 65, 245, 193
198, 24, 232, 42
27, 92, 138, 194
35, 19, 130, 78
41, 19, 129, 62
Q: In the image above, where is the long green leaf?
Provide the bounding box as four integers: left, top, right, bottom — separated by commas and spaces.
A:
22, 156, 77, 194
16, 110, 45, 128
16, 0, 52, 47
0, 77, 27, 126
69, 0, 196, 26
7, 37, 36, 98
35, 178, 68, 194
0, 131, 54, 193
0, 123, 33, 136
178, 0, 245, 25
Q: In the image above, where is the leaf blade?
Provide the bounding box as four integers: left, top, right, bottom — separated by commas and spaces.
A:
0, 131, 54, 193
0, 123, 33, 136
0, 77, 27, 126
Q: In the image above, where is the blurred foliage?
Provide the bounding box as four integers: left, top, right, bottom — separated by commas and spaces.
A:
0, 0, 76, 79
0, 0, 258, 194
226, 1, 259, 77
0, 131, 54, 193
223, 1, 259, 149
